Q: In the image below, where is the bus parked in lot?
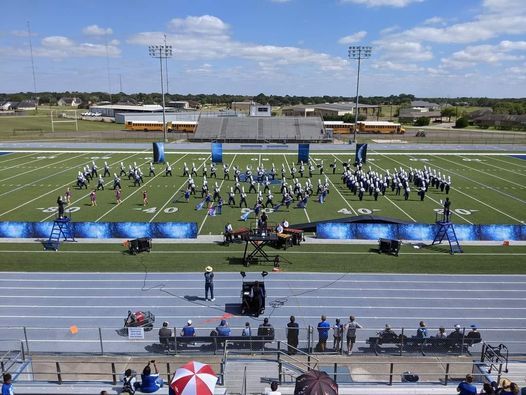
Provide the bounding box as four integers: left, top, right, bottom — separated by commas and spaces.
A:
125, 121, 197, 133
323, 121, 404, 134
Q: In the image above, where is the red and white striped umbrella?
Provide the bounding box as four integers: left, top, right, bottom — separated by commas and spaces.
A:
170, 361, 217, 395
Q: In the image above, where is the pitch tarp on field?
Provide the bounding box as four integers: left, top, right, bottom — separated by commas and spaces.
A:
0, 221, 198, 239
317, 223, 526, 241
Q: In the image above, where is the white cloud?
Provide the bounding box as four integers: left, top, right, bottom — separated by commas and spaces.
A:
441, 40, 526, 68
338, 31, 367, 44
82, 24, 113, 36
42, 36, 74, 48
168, 15, 229, 36
375, 40, 433, 62
422, 16, 446, 26
340, 0, 423, 7
129, 15, 349, 73
372, 61, 424, 72
11, 30, 37, 37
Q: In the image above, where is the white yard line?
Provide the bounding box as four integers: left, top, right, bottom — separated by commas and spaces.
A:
283, 153, 311, 222
0, 154, 65, 176
150, 154, 211, 223
429, 154, 526, 205
198, 154, 235, 234
0, 153, 85, 184
381, 153, 526, 225
489, 155, 526, 169
38, 151, 153, 222
0, 150, 150, 219
446, 155, 525, 186
357, 155, 465, 224
0, 152, 35, 165
95, 154, 188, 222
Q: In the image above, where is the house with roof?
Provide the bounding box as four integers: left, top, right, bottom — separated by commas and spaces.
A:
58, 97, 83, 107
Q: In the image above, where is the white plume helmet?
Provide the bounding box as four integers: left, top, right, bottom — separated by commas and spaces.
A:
215, 182, 218, 188
230, 187, 233, 193
166, 162, 170, 166
104, 161, 108, 166
242, 186, 245, 193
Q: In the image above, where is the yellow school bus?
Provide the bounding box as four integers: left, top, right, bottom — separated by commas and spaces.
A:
125, 121, 197, 133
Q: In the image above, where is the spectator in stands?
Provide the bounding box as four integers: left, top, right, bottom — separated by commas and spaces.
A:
267, 381, 281, 395
158, 321, 172, 349
416, 321, 428, 338
378, 324, 398, 342
480, 383, 496, 394
448, 324, 463, 342
216, 320, 231, 336
258, 318, 275, 338
332, 318, 343, 353
457, 374, 477, 395
2, 373, 14, 395
242, 322, 252, 337
498, 378, 520, 395
121, 368, 136, 394
140, 361, 163, 393
344, 315, 363, 356
287, 315, 299, 354
317, 315, 330, 352
466, 325, 481, 342
181, 320, 196, 337
435, 326, 447, 338
100, 392, 108, 395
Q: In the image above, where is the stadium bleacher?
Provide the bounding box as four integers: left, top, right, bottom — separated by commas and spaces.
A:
192, 116, 330, 143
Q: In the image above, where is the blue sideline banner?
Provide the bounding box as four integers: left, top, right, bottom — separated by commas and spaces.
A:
317, 223, 526, 241
211, 142, 223, 163
0, 222, 198, 239
355, 143, 368, 164
298, 144, 310, 163
153, 142, 165, 164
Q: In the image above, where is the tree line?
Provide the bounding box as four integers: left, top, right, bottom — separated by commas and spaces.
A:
1, 91, 525, 114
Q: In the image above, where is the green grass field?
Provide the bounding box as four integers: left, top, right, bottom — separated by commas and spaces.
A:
0, 149, 525, 234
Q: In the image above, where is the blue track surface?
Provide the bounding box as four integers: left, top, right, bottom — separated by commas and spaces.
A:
0, 272, 525, 355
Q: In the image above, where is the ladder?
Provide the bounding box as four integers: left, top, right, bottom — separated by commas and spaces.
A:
44, 217, 75, 251
432, 220, 463, 254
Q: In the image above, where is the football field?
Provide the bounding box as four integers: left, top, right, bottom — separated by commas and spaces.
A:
0, 149, 525, 235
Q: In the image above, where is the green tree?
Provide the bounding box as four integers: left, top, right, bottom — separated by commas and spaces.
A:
455, 117, 469, 128
441, 107, 456, 122
415, 117, 430, 126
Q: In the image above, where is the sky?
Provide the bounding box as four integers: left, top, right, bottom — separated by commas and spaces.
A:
0, 0, 525, 98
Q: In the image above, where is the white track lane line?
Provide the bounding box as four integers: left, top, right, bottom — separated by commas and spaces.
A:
149, 154, 211, 223
95, 154, 188, 222
379, 153, 526, 225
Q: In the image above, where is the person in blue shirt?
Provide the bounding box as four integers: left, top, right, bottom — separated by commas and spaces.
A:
317, 315, 331, 352
216, 320, 231, 337
457, 374, 477, 395
181, 320, 196, 337
140, 361, 163, 393
2, 373, 14, 395
416, 321, 428, 339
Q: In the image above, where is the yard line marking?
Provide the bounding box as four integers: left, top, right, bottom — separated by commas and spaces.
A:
451, 155, 526, 186
37, 150, 152, 222
0, 152, 35, 165
490, 155, 526, 169
0, 154, 60, 175
95, 155, 188, 222
363, 154, 470, 224
149, 155, 211, 223
283, 153, 311, 222
0, 153, 86, 185
431, 155, 526, 205
198, 154, 228, 234
381, 153, 526, 225
0, 150, 148, 219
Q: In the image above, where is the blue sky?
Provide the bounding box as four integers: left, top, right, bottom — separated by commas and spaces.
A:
0, 0, 525, 97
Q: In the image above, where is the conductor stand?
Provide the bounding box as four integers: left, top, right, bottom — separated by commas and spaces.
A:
44, 212, 76, 251
431, 211, 463, 255
242, 231, 278, 267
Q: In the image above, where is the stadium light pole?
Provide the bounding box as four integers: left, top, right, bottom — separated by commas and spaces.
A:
149, 44, 173, 143
348, 46, 372, 144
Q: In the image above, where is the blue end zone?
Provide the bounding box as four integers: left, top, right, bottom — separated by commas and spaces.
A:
0, 152, 12, 156
510, 155, 526, 160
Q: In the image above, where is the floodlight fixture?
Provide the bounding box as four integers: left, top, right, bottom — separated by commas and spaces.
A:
348, 46, 373, 144
148, 44, 173, 143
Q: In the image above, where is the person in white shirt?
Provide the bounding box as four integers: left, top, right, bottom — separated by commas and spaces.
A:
266, 381, 281, 395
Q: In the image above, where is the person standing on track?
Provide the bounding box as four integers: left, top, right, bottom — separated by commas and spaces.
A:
204, 266, 215, 301
344, 315, 363, 355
